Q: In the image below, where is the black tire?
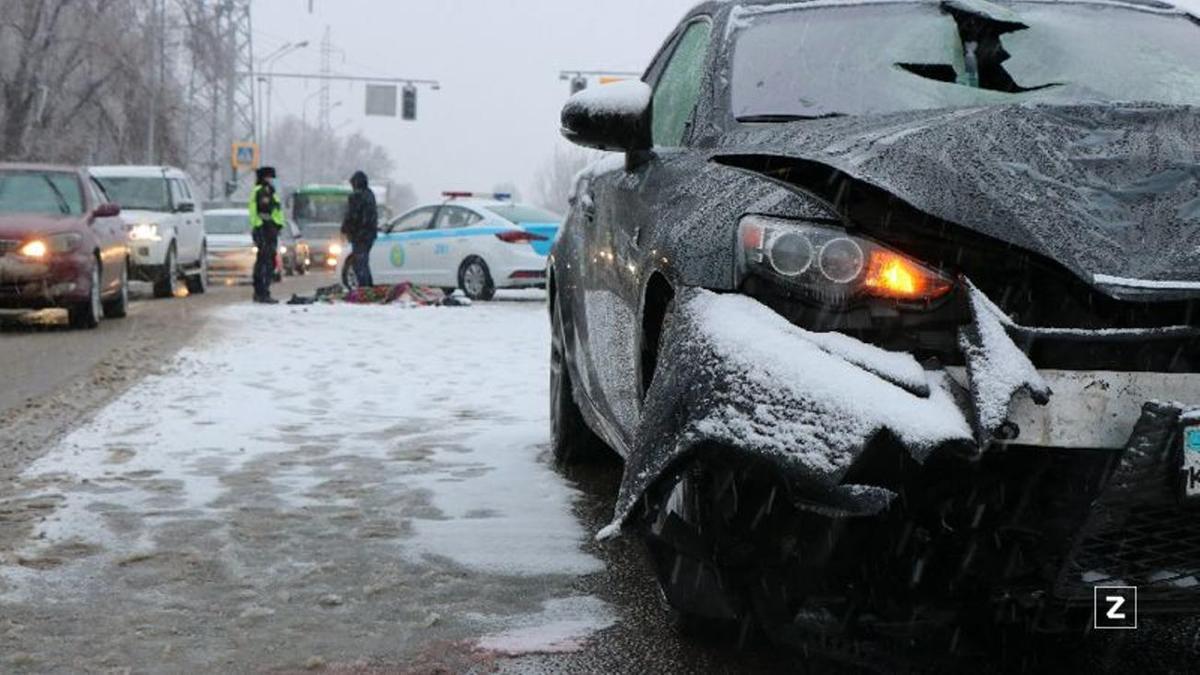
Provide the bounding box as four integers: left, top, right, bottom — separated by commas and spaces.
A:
458, 257, 495, 301
102, 260, 129, 319
341, 254, 359, 290
550, 290, 608, 465
185, 246, 208, 295
70, 263, 103, 330
153, 244, 179, 298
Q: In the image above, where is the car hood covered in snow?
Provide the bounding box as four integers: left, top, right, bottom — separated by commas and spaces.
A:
717, 102, 1200, 294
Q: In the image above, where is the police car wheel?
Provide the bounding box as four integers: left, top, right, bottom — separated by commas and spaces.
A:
459, 257, 495, 301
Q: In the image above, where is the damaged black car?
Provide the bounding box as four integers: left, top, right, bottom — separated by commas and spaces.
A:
548, 0, 1200, 663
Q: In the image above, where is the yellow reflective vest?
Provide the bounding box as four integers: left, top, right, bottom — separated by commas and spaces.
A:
249, 184, 283, 229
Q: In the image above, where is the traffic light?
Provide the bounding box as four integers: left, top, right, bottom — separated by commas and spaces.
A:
570, 75, 587, 95
402, 84, 418, 121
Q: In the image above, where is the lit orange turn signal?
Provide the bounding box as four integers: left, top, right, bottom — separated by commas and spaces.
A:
862, 250, 952, 301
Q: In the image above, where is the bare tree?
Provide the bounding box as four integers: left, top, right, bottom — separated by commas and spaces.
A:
531, 143, 600, 215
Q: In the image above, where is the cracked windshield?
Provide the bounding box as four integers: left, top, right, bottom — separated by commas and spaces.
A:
2, 1, 1200, 673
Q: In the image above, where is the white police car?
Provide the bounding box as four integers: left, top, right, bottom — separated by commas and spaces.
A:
344, 193, 560, 300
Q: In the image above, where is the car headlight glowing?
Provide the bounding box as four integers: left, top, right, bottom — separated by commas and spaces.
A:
19, 240, 47, 258
279, 245, 288, 254
17, 233, 80, 259
738, 215, 954, 304
129, 223, 162, 241
329, 243, 343, 255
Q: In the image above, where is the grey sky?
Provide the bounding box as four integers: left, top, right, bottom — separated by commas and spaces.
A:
252, 0, 699, 201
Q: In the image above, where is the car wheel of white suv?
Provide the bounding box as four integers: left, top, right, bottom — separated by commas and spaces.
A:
153, 245, 180, 298
186, 244, 208, 295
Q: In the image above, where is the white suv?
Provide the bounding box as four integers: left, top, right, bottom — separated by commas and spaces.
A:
90, 166, 208, 297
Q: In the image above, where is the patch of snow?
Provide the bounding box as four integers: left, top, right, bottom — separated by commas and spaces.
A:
563, 79, 650, 118
690, 290, 968, 460
473, 596, 615, 657
3, 293, 602, 599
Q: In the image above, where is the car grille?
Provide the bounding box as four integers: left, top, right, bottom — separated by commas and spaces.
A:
0, 239, 18, 257
1054, 402, 1200, 609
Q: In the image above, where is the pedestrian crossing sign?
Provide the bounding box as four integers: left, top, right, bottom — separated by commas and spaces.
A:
232, 142, 259, 171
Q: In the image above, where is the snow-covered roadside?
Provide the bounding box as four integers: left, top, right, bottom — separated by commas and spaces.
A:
0, 292, 613, 670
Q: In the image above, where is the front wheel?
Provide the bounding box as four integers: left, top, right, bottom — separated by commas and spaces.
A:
550, 291, 608, 465
153, 245, 179, 298
70, 264, 103, 329
185, 247, 208, 295
459, 257, 495, 301
102, 260, 129, 319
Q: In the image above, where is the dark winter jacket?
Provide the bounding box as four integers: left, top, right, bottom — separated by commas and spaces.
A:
342, 171, 379, 242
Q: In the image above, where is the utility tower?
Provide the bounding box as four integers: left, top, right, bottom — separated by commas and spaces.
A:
182, 0, 256, 201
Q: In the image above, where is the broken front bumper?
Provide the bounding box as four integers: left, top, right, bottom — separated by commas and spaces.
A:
615, 287, 1200, 625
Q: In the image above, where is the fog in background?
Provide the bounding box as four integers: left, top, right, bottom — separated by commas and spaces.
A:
253, 0, 699, 203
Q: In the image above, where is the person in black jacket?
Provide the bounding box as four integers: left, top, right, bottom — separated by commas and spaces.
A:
341, 171, 379, 287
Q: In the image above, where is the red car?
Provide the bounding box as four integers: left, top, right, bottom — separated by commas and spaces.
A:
0, 164, 129, 329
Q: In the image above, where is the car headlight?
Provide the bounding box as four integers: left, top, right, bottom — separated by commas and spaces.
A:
328, 243, 343, 255
129, 223, 162, 241
18, 233, 81, 258
737, 215, 954, 304
279, 245, 288, 254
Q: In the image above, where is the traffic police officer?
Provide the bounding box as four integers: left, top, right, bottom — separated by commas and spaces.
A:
249, 166, 283, 303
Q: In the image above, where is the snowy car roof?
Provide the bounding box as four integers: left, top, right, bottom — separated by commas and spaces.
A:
90, 165, 190, 179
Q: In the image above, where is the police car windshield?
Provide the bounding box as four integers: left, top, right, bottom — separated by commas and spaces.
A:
485, 204, 561, 224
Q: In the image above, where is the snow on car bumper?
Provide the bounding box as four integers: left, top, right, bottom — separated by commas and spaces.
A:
0, 253, 93, 308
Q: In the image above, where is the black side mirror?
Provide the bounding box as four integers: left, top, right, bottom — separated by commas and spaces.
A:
560, 80, 653, 154
94, 203, 121, 218
176, 202, 195, 214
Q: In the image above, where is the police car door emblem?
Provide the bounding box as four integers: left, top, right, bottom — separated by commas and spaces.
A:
390, 245, 405, 268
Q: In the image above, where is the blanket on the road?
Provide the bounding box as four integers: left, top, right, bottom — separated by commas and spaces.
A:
288, 284, 471, 307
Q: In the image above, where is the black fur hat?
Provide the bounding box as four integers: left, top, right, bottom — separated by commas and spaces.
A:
256, 166, 277, 180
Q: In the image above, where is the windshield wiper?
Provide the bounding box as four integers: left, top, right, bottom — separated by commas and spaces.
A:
41, 176, 71, 215
736, 113, 846, 123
